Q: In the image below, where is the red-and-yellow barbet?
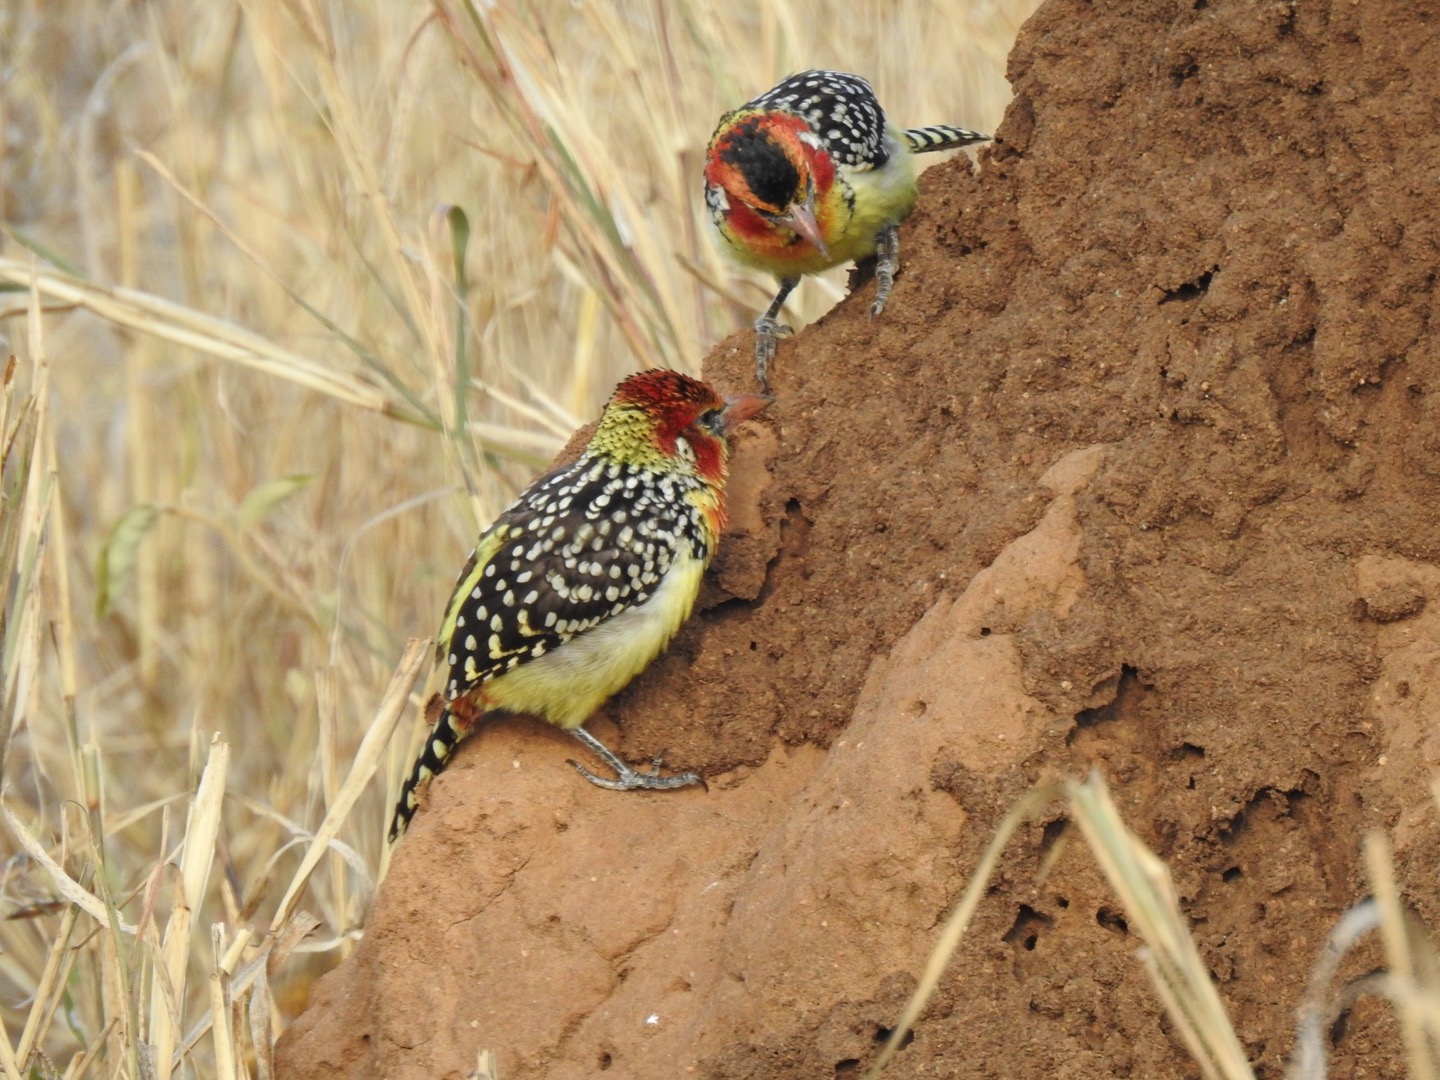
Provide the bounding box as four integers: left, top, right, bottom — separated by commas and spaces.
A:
390, 369, 770, 841
704, 70, 990, 389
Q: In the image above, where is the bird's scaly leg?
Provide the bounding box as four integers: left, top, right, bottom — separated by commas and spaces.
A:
754, 277, 799, 392
567, 726, 706, 792
870, 224, 900, 317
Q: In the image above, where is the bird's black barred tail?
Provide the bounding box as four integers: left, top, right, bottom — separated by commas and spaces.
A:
388, 704, 469, 842
902, 125, 991, 153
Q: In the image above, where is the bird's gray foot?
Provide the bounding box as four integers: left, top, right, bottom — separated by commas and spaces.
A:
871, 225, 900, 317
567, 727, 707, 792
753, 315, 793, 393
753, 277, 800, 391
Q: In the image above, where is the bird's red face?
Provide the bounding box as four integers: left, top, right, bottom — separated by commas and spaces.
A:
704, 111, 838, 264
612, 369, 770, 484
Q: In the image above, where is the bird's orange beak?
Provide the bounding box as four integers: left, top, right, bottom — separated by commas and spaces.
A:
777, 195, 828, 259
720, 392, 773, 434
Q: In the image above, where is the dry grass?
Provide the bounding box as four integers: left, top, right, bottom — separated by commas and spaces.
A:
868, 774, 1440, 1080
0, 0, 1027, 1073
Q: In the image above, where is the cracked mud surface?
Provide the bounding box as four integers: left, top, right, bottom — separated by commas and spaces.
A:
278, 0, 1440, 1075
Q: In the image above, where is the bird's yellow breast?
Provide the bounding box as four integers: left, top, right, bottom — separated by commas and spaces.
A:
818, 128, 919, 265
483, 548, 707, 730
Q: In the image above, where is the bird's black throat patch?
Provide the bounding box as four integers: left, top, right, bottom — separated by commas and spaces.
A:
720, 117, 802, 211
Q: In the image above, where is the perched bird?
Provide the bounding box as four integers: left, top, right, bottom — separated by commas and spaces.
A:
704, 69, 990, 389
390, 369, 770, 841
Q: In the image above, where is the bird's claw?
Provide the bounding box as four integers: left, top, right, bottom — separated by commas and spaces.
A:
567, 756, 705, 792
753, 317, 793, 393
644, 751, 709, 792
871, 225, 900, 319
568, 726, 705, 793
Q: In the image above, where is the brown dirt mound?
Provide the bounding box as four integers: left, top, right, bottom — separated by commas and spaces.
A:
277, 0, 1440, 1075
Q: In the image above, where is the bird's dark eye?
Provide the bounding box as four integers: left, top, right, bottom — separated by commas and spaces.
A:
698, 407, 724, 434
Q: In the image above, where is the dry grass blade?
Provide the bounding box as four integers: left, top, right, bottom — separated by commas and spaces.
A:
1365, 830, 1440, 1080
0, 799, 137, 934
133, 148, 436, 424
0, 258, 420, 422
865, 785, 1062, 1078
59, 1019, 117, 1080
1372, 972, 1440, 1067
168, 915, 315, 1069
0, 1012, 21, 1080
438, 0, 682, 374
209, 926, 239, 1080
1, 306, 50, 788
466, 1048, 500, 1080
1288, 899, 1381, 1080
149, 734, 230, 1080
251, 968, 276, 1080
281, 0, 444, 373
1068, 773, 1255, 1080
271, 639, 430, 930
0, 349, 37, 788
1286, 840, 1440, 1080
870, 774, 1259, 1080
14, 899, 83, 1067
